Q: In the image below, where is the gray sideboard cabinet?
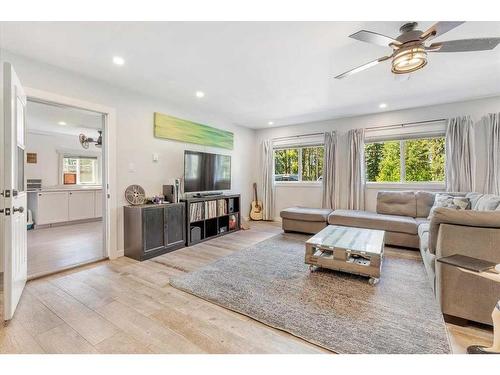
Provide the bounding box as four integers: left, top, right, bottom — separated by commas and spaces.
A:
124, 203, 185, 261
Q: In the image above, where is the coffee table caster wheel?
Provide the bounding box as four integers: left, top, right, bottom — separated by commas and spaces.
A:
369, 277, 379, 286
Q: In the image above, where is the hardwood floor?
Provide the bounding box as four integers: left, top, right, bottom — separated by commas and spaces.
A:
0, 221, 493, 354
27, 221, 104, 278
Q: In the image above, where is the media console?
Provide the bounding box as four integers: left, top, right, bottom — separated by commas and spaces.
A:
181, 194, 241, 246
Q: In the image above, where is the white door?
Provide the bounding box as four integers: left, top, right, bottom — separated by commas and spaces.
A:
1, 63, 28, 321
94, 190, 102, 218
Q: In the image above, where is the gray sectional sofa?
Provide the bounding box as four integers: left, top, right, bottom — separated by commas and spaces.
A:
280, 191, 500, 325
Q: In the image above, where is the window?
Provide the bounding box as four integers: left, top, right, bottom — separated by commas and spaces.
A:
62, 156, 99, 185
364, 136, 445, 183
274, 146, 324, 182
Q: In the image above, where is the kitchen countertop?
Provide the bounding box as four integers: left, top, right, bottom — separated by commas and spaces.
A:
27, 186, 103, 193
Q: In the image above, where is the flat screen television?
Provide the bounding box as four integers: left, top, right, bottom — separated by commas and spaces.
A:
184, 150, 231, 193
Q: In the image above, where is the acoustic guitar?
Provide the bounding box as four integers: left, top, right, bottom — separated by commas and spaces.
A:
249, 182, 263, 221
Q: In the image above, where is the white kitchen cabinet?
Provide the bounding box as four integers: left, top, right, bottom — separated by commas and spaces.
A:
36, 191, 69, 225
94, 190, 103, 218
28, 188, 102, 227
68, 190, 96, 221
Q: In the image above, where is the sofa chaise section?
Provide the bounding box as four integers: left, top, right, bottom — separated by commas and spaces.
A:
280, 207, 333, 234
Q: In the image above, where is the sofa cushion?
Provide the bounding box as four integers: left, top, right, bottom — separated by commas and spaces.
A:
376, 191, 417, 217
420, 245, 436, 291
418, 221, 430, 238
415, 191, 436, 218
282, 218, 327, 234
280, 207, 333, 222
328, 209, 418, 234
466, 193, 500, 211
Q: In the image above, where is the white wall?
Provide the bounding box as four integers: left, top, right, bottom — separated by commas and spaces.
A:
26, 131, 102, 187
255, 96, 500, 218
1, 51, 256, 253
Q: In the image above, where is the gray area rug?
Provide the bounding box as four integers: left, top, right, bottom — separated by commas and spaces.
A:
170, 233, 451, 354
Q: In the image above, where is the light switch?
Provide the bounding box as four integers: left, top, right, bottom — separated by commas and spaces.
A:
128, 163, 135, 173
153, 153, 159, 162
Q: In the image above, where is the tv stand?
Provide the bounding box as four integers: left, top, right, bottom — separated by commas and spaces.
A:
181, 194, 240, 246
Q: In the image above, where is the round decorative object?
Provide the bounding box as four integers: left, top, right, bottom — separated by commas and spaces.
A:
125, 185, 146, 205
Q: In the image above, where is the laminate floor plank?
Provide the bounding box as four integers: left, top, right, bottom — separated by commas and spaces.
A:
10, 289, 65, 337
0, 319, 45, 354
95, 331, 153, 354
36, 324, 98, 354
29, 281, 118, 345
95, 300, 205, 354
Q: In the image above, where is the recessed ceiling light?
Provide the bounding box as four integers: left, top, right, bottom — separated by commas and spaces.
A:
195, 91, 205, 98
379, 103, 387, 109
58, 121, 67, 126
268, 121, 274, 126
112, 56, 125, 66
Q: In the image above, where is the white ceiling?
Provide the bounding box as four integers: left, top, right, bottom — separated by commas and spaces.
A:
27, 100, 103, 136
2, 21, 500, 129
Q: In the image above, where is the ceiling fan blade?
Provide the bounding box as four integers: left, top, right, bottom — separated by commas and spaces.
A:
428, 38, 500, 52
420, 21, 465, 41
349, 30, 400, 47
334, 56, 391, 79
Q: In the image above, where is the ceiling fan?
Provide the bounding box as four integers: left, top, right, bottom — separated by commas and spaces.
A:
335, 21, 500, 79
79, 130, 102, 149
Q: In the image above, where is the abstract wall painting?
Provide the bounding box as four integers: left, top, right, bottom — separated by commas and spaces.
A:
154, 112, 234, 150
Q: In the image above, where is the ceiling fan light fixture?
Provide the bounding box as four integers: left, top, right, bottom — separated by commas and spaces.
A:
391, 45, 427, 74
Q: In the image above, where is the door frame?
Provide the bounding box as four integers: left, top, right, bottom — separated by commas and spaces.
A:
24, 88, 118, 261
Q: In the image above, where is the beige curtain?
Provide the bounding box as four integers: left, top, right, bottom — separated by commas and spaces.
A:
347, 128, 365, 210
445, 116, 475, 192
322, 131, 338, 209
483, 113, 500, 195
261, 139, 274, 220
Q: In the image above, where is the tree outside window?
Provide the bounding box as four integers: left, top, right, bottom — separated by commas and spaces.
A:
365, 137, 445, 183
274, 146, 324, 182
301, 146, 324, 181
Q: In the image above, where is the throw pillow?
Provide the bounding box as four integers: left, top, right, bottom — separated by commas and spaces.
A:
465, 193, 500, 211
427, 193, 470, 219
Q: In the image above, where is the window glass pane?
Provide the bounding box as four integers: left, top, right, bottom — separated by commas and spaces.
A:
301, 146, 324, 181
364, 141, 400, 182
404, 137, 445, 182
63, 157, 77, 173
79, 158, 96, 184
274, 148, 299, 181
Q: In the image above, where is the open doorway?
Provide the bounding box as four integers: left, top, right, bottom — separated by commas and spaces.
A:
25, 99, 106, 278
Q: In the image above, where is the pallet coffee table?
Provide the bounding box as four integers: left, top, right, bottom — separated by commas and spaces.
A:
305, 225, 385, 285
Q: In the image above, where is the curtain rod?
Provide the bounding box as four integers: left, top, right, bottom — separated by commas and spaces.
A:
271, 118, 447, 141
272, 132, 324, 141
365, 118, 447, 131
